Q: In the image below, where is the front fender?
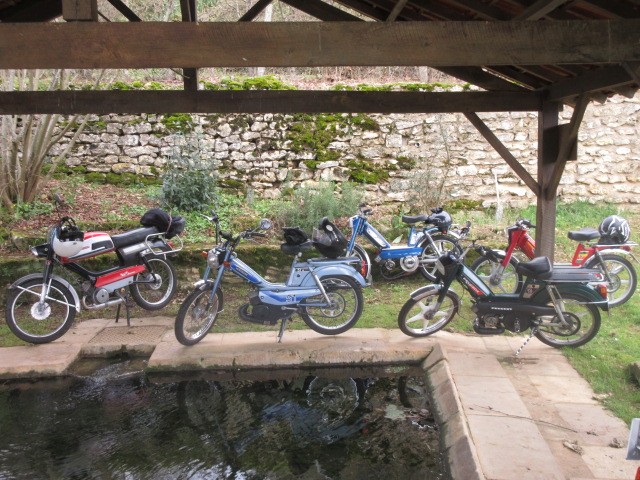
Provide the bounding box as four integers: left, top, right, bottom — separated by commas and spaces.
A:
303, 265, 367, 287
409, 284, 441, 300
10, 273, 81, 312
192, 280, 224, 310
531, 283, 609, 312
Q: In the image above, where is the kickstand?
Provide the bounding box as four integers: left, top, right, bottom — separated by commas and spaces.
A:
277, 318, 288, 343
515, 328, 537, 357
115, 292, 133, 327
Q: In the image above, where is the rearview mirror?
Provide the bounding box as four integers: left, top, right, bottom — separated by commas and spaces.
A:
259, 219, 272, 231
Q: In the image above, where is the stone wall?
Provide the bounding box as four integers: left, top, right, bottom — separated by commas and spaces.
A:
50, 93, 640, 208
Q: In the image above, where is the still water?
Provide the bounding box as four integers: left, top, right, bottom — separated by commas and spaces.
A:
0, 359, 446, 479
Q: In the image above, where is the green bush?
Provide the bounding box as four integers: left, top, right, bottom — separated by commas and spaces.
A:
161, 136, 218, 213
277, 182, 364, 232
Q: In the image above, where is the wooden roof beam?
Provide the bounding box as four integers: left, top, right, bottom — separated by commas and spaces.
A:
2, 20, 639, 69
0, 90, 543, 115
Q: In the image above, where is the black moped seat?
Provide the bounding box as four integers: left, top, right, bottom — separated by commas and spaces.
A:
567, 227, 600, 242
402, 214, 430, 225
112, 226, 160, 249
280, 240, 313, 256
516, 256, 552, 280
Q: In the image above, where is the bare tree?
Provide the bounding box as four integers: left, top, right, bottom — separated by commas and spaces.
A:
0, 70, 98, 212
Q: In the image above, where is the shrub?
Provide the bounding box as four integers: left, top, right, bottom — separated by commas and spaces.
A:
277, 182, 364, 233
161, 136, 218, 213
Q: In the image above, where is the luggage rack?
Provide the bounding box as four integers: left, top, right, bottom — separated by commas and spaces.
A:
144, 232, 184, 255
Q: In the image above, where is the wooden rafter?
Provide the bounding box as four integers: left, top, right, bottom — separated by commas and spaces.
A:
106, 0, 141, 21
239, 0, 273, 21
544, 65, 635, 101
280, 0, 361, 21
2, 20, 639, 70
513, 0, 572, 21
0, 90, 542, 115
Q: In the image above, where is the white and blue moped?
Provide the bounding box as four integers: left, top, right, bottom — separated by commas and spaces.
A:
175, 214, 367, 345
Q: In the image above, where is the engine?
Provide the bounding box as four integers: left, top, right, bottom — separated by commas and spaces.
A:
238, 303, 291, 325
473, 312, 533, 335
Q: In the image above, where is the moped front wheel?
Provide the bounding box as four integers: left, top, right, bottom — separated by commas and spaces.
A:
5, 278, 76, 344
299, 275, 363, 335
130, 255, 178, 310
471, 254, 523, 294
418, 234, 461, 282
584, 254, 637, 307
535, 293, 601, 348
397, 289, 459, 337
175, 285, 222, 346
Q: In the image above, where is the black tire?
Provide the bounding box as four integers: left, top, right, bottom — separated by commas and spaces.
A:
584, 254, 637, 307
175, 285, 223, 346
130, 255, 177, 310
299, 275, 364, 335
397, 288, 460, 337
351, 243, 371, 281
471, 253, 524, 294
5, 277, 76, 344
418, 234, 461, 282
535, 292, 601, 348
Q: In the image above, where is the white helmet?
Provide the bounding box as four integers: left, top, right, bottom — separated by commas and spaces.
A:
51, 218, 84, 258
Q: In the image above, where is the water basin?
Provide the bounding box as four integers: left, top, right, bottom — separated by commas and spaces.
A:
0, 359, 447, 479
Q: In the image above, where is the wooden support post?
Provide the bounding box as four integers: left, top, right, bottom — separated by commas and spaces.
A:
535, 101, 560, 260
62, 0, 97, 21
181, 0, 198, 92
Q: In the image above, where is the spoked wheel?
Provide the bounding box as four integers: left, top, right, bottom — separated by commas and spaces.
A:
585, 254, 637, 307
535, 293, 601, 348
471, 255, 523, 294
397, 288, 460, 337
130, 255, 178, 310
418, 234, 461, 282
5, 278, 76, 344
299, 275, 363, 335
175, 285, 222, 346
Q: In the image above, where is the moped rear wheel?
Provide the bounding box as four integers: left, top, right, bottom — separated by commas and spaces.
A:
351, 243, 371, 281
397, 289, 459, 337
535, 293, 601, 348
418, 234, 461, 282
130, 255, 177, 310
584, 254, 637, 307
5, 278, 76, 344
299, 275, 363, 335
175, 285, 222, 346
471, 254, 523, 294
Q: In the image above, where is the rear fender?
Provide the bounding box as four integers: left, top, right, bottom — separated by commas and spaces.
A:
301, 264, 367, 287
531, 283, 609, 312
10, 273, 81, 312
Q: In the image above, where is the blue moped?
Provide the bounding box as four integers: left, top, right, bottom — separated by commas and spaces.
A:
346, 204, 466, 281
175, 214, 367, 345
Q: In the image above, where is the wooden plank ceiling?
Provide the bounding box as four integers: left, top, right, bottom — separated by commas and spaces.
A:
0, 0, 639, 114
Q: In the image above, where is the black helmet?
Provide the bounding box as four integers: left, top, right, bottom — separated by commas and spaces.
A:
598, 215, 630, 244
428, 210, 453, 233
312, 217, 347, 258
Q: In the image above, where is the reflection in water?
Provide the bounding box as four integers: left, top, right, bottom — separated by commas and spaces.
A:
0, 361, 446, 479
